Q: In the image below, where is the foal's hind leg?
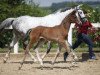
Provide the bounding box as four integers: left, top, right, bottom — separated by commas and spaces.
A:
33, 38, 52, 60
20, 36, 43, 69
19, 39, 34, 70
3, 34, 18, 63
23, 38, 37, 62
51, 44, 62, 65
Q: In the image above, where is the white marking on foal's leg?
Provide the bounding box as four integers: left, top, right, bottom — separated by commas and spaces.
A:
35, 48, 43, 66
28, 51, 37, 62
41, 52, 47, 60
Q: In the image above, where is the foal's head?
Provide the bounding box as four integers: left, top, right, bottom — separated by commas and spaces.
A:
68, 10, 82, 24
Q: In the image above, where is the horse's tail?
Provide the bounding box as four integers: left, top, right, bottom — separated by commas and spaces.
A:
0, 18, 15, 33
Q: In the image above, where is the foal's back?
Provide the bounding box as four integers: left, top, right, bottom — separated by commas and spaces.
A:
30, 25, 67, 41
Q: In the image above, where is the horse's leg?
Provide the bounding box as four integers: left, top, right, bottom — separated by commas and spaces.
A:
19, 50, 27, 70
41, 41, 52, 60
51, 44, 62, 65
3, 33, 18, 63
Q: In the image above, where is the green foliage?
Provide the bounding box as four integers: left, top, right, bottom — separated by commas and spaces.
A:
0, 0, 50, 48
80, 4, 100, 22
0, 0, 99, 48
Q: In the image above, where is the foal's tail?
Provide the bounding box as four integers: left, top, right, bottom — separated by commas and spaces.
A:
0, 18, 15, 33
24, 29, 32, 41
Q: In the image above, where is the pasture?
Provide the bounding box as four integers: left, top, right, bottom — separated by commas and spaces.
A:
0, 49, 100, 75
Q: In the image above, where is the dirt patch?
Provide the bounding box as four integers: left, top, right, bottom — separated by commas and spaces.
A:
0, 53, 100, 75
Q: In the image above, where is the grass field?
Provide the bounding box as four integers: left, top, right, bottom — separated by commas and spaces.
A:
0, 47, 100, 53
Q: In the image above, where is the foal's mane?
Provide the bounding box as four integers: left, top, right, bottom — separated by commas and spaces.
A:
60, 9, 76, 25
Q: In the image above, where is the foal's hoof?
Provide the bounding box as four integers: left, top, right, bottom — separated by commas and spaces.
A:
3, 58, 7, 63
18, 65, 23, 70
34, 59, 37, 63
51, 61, 55, 65
18, 66, 22, 70
72, 61, 77, 65
18, 67, 21, 70
40, 65, 43, 70
50, 65, 54, 70
74, 56, 78, 61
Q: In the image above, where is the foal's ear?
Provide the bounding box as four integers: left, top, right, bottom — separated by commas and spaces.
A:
71, 10, 76, 15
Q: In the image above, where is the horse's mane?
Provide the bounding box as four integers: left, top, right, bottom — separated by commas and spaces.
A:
17, 8, 74, 19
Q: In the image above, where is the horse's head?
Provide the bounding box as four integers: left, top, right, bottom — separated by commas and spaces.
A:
63, 5, 86, 25
75, 5, 87, 23
68, 9, 82, 25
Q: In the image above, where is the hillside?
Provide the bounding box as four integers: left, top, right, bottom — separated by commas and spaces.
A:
49, 1, 100, 12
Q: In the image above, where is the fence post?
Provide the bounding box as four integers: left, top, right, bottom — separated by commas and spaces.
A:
14, 41, 18, 54
68, 24, 74, 45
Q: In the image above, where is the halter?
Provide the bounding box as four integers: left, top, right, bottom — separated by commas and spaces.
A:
75, 5, 86, 19
75, 5, 86, 24
77, 9, 86, 19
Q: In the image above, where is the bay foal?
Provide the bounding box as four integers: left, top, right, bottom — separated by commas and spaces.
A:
19, 9, 81, 69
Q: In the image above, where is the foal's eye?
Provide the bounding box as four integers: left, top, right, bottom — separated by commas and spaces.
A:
74, 16, 77, 18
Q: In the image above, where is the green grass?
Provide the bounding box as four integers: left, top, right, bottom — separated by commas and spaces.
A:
0, 47, 100, 53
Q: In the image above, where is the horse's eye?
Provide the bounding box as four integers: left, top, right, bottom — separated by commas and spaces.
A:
79, 12, 82, 14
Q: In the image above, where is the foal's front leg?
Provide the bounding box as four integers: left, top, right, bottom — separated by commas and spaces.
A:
63, 41, 78, 63
66, 41, 78, 61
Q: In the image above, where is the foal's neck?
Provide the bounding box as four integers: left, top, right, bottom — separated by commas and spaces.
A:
61, 16, 71, 32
